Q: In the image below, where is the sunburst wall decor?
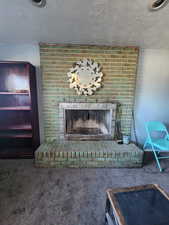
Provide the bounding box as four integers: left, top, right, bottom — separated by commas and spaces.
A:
67, 58, 103, 96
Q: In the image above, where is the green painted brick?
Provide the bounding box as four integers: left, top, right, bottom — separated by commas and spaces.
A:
40, 44, 139, 140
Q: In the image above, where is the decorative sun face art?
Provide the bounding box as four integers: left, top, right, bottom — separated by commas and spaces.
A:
67, 58, 103, 96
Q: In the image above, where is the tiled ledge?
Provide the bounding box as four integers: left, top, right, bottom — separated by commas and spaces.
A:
35, 140, 143, 168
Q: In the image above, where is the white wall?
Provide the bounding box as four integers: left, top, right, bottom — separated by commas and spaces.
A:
0, 44, 40, 65
133, 49, 169, 145
0, 44, 44, 142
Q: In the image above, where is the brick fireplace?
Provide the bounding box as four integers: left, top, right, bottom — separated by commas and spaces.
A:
40, 44, 139, 142
35, 44, 143, 168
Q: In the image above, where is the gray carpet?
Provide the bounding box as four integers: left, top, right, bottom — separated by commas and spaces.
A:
0, 156, 169, 225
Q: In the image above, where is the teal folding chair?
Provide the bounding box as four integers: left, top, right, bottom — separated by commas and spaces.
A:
143, 121, 169, 172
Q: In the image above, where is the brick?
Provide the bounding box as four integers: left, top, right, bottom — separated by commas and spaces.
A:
35, 141, 143, 168
40, 44, 139, 139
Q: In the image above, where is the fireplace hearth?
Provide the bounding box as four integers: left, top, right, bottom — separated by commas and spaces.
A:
59, 103, 116, 140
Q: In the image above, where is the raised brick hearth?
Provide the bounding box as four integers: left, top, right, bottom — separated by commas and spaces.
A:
35, 141, 143, 168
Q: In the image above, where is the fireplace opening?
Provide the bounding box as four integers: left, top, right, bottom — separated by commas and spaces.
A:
65, 110, 111, 136
59, 103, 116, 140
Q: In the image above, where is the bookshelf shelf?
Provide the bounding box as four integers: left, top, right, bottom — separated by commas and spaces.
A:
0, 133, 32, 138
0, 92, 29, 95
0, 106, 31, 111
0, 124, 32, 130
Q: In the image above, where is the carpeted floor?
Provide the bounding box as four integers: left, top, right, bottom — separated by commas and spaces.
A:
0, 154, 169, 225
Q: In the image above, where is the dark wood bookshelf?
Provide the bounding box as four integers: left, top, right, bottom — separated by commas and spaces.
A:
0, 61, 40, 158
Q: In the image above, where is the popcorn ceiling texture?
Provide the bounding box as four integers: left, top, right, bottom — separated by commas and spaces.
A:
40, 44, 139, 141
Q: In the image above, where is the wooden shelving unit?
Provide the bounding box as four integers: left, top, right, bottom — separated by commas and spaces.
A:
0, 61, 40, 158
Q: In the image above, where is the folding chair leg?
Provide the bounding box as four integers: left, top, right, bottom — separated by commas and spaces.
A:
153, 151, 163, 172
143, 140, 148, 150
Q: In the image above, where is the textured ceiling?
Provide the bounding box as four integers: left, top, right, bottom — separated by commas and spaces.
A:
0, 0, 169, 48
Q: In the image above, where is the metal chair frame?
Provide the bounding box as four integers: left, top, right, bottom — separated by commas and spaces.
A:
143, 121, 169, 172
